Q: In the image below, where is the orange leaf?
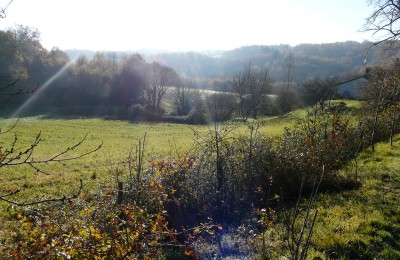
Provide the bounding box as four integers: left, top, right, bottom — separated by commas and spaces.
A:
184, 249, 194, 256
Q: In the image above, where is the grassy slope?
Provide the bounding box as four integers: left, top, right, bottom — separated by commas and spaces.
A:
309, 136, 400, 259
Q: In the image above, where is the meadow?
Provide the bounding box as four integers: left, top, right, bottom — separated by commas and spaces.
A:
0, 114, 293, 214
1, 100, 399, 258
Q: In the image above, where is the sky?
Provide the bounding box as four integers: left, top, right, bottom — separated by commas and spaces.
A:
0, 0, 376, 52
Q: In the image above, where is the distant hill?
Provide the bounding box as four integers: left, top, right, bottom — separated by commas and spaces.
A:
144, 41, 400, 84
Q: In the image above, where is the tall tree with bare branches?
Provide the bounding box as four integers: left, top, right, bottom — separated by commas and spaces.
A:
277, 52, 299, 115
232, 66, 273, 119
143, 62, 179, 115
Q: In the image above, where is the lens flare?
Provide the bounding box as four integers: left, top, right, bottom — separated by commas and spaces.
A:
9, 58, 76, 119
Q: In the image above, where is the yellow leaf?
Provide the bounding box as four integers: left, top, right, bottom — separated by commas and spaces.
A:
79, 228, 88, 238
93, 232, 102, 240
193, 228, 200, 235
89, 225, 95, 234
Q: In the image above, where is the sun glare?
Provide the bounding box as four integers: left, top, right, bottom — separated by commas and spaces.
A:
9, 59, 76, 119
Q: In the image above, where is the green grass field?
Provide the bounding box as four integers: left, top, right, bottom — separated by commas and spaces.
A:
0, 114, 294, 212
0, 99, 361, 211
1, 100, 399, 258
0, 118, 203, 209
308, 136, 400, 259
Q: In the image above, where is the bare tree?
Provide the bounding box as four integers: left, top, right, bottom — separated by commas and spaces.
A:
232, 70, 247, 120
173, 78, 194, 116
247, 67, 273, 118
277, 52, 299, 115
232, 66, 273, 119
143, 62, 178, 115
364, 0, 400, 47
206, 92, 237, 122
388, 60, 400, 145
359, 61, 400, 150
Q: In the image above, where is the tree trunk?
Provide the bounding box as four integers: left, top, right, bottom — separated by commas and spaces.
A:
390, 105, 397, 146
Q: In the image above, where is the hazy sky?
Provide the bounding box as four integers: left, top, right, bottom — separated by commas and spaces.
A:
0, 0, 375, 51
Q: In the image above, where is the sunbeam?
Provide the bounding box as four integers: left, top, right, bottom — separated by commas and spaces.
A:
9, 58, 76, 119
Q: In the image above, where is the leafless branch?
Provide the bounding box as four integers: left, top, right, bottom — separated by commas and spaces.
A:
0, 0, 13, 18
0, 179, 83, 206
364, 0, 400, 47
0, 132, 103, 174
0, 117, 19, 134
0, 75, 37, 111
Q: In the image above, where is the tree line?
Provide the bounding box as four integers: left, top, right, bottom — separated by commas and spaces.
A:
0, 25, 183, 120
1, 25, 352, 123
2, 25, 396, 126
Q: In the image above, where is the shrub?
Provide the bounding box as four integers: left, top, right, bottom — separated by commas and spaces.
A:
206, 93, 237, 122
128, 103, 161, 122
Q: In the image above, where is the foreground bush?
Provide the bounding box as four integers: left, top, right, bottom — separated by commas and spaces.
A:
3, 182, 172, 259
